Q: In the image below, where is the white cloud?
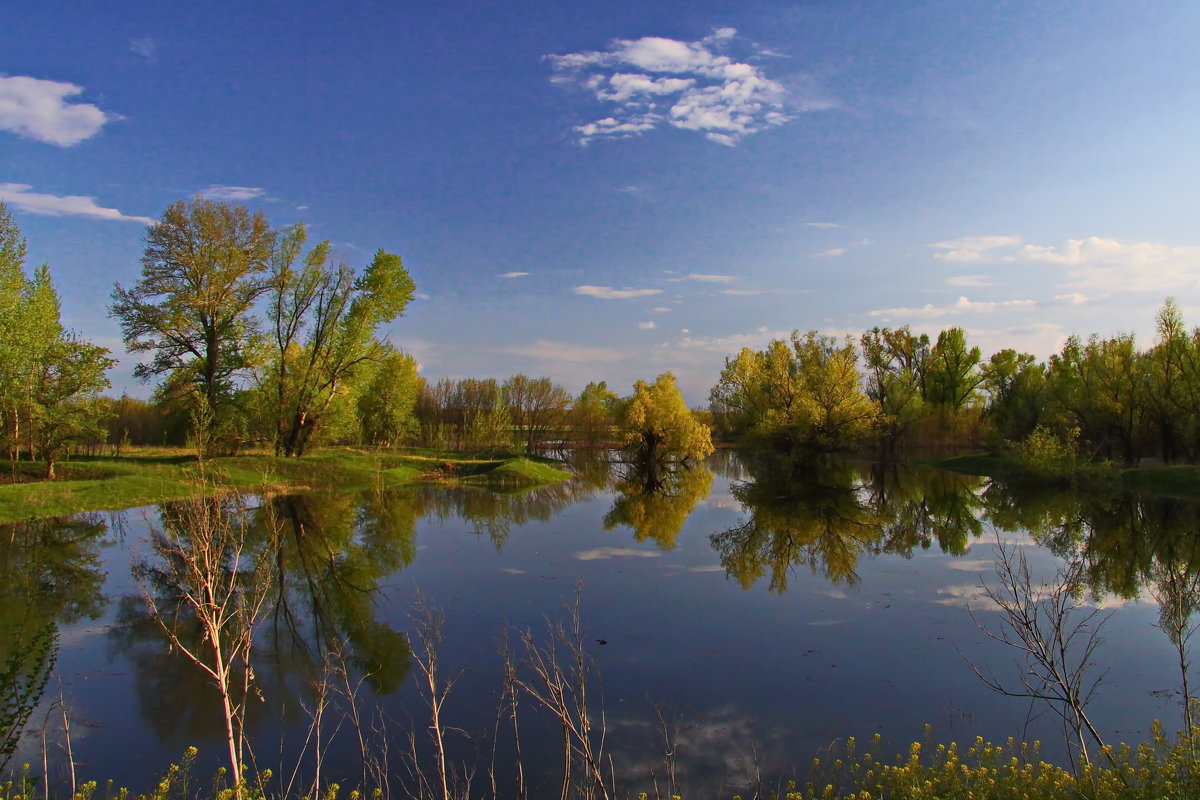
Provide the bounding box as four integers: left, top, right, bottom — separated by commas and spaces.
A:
804, 221, 844, 229
670, 326, 792, 353
502, 340, 630, 362
930, 235, 1022, 262
945, 274, 994, 287
199, 185, 266, 201
721, 289, 771, 296
686, 272, 735, 283
651, 306, 672, 312
0, 184, 152, 224
869, 296, 1036, 320
1018, 237, 1200, 293
0, 75, 114, 146
638, 321, 657, 329
500, 271, 529, 278
129, 38, 157, 62
812, 247, 845, 258
1054, 292, 1089, 305
574, 285, 662, 299
932, 234, 1200, 294
548, 28, 813, 145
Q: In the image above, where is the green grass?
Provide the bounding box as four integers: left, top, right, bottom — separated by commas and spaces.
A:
0, 446, 570, 524
927, 452, 1200, 499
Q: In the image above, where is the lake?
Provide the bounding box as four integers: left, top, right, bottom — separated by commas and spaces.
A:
3, 450, 1196, 797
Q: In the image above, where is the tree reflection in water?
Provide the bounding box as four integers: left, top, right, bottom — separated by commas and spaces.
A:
603, 462, 714, 550
110, 491, 418, 750
0, 513, 108, 766
712, 447, 991, 591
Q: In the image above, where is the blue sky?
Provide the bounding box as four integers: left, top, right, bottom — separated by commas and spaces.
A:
4, 0, 1200, 402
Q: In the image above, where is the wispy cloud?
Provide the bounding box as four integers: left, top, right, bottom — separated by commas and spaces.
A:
930, 235, 1022, 262
574, 285, 662, 299
804, 221, 844, 230
945, 274, 994, 287
869, 296, 1036, 320
502, 340, 630, 362
686, 272, 735, 283
651, 306, 672, 312
812, 247, 845, 258
0, 184, 152, 224
548, 28, 823, 146
638, 321, 657, 329
0, 75, 115, 146
500, 271, 529, 278
129, 37, 157, 62
199, 185, 267, 201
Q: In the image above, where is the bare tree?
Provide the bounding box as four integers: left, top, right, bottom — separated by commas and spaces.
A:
962, 540, 1111, 769
135, 493, 276, 796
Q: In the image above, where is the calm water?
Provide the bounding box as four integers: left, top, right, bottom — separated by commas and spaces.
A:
3, 451, 1197, 796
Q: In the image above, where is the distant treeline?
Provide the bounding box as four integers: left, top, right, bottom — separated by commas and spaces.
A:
709, 300, 1200, 466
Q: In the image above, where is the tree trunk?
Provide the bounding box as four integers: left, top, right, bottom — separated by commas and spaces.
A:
44, 455, 54, 480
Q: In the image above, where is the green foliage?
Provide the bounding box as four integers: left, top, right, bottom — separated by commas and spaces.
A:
1013, 426, 1083, 483
569, 381, 620, 446
711, 332, 879, 457
619, 372, 713, 464
356, 347, 422, 447
261, 226, 415, 456
110, 198, 274, 416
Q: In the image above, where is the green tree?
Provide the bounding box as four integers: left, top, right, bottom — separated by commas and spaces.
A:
569, 381, 620, 446
981, 348, 1047, 444
357, 345, 422, 446
710, 331, 879, 457
924, 327, 983, 412
620, 372, 713, 464
263, 227, 415, 455
32, 333, 115, 478
860, 327, 927, 454
110, 198, 275, 426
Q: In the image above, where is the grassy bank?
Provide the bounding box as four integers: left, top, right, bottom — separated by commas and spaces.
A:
929, 452, 1200, 499
0, 447, 572, 524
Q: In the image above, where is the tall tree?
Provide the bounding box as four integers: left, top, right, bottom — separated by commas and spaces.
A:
924, 327, 983, 412
110, 198, 275, 420
264, 228, 415, 456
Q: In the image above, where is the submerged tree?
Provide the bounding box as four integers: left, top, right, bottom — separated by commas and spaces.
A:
619, 372, 713, 465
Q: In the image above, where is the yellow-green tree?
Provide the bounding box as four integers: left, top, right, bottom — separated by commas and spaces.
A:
710, 331, 879, 456
620, 372, 713, 464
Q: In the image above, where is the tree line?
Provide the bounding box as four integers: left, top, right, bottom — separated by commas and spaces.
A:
0, 199, 714, 470
709, 301, 1200, 467
8, 193, 1198, 472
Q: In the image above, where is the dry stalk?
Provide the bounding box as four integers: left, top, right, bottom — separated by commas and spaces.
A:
511, 585, 610, 800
